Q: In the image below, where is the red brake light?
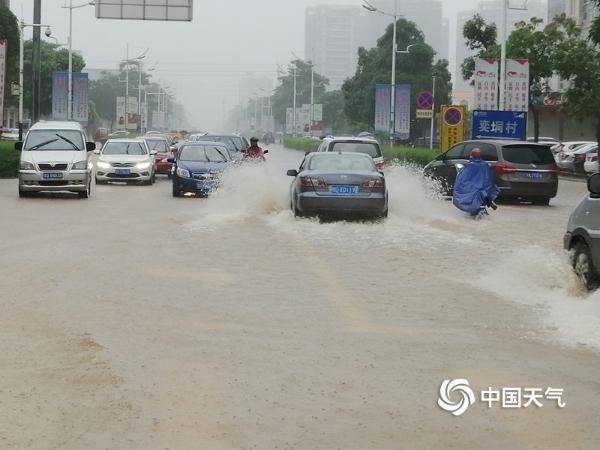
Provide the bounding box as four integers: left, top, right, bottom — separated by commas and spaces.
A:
576, 154, 586, 161
300, 177, 326, 189
362, 179, 385, 188
375, 161, 385, 170
495, 163, 517, 174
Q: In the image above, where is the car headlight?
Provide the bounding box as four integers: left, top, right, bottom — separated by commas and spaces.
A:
72, 160, 88, 170
177, 167, 190, 178
137, 161, 151, 170
20, 161, 35, 170
96, 161, 111, 169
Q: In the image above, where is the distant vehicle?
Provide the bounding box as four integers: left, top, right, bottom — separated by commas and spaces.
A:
556, 141, 595, 161
286, 152, 388, 219
93, 127, 109, 144
108, 130, 130, 139
583, 146, 600, 174
560, 144, 598, 174
168, 142, 233, 197
527, 136, 561, 153
1, 128, 20, 141
317, 136, 385, 170
423, 140, 558, 205
189, 134, 247, 160
16, 121, 95, 198
565, 173, 600, 290
94, 139, 156, 185
143, 136, 174, 177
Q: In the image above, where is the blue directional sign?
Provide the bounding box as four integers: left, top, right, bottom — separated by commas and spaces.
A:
472, 110, 527, 141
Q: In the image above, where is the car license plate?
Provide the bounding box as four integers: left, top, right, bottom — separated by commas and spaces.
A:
330, 185, 357, 195
42, 172, 63, 179
115, 168, 130, 175
526, 172, 544, 180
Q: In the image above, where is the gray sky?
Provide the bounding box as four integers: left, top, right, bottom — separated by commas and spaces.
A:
12, 0, 484, 130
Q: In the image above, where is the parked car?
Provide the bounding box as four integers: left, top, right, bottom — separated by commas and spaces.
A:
583, 147, 600, 174
423, 140, 558, 205
316, 136, 385, 170
16, 121, 95, 198
94, 139, 156, 185
143, 136, 174, 177
1, 128, 20, 141
556, 141, 595, 162
169, 142, 232, 197
564, 173, 600, 290
287, 152, 388, 219
564, 144, 599, 174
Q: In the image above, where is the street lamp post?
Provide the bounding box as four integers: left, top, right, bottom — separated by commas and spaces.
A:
61, 1, 94, 121
430, 76, 436, 150
19, 21, 51, 140
120, 46, 147, 131
499, 0, 528, 111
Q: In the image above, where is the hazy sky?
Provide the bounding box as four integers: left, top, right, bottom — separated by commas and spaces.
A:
11, 0, 488, 130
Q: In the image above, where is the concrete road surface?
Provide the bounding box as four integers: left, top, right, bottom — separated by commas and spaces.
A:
1, 146, 599, 449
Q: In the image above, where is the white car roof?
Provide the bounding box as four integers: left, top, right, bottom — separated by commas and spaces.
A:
29, 121, 84, 131
323, 136, 379, 144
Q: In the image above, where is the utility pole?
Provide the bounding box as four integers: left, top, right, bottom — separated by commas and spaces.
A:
292, 62, 297, 136
32, 0, 41, 123
430, 76, 436, 150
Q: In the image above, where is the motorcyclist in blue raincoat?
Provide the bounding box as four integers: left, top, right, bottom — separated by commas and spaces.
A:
453, 148, 499, 216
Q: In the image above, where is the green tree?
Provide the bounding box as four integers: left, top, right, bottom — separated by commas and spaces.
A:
22, 40, 86, 118
341, 18, 452, 140
552, 14, 600, 150
0, 6, 20, 109
271, 59, 328, 128
319, 90, 351, 134
461, 15, 566, 141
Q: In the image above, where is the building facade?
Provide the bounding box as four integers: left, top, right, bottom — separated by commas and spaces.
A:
305, 1, 448, 91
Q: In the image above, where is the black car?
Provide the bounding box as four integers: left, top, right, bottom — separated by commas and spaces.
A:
287, 152, 388, 219
423, 140, 559, 205
189, 134, 247, 160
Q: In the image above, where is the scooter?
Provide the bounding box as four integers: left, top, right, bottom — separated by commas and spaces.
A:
241, 149, 269, 163
454, 163, 498, 220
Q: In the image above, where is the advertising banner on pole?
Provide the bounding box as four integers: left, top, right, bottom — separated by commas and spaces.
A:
505, 59, 530, 112
96, 0, 193, 21
471, 110, 527, 140
72, 72, 89, 124
394, 84, 411, 140
0, 40, 7, 126
474, 58, 499, 111
52, 72, 69, 121
117, 96, 139, 130
440, 105, 466, 152
374, 84, 391, 132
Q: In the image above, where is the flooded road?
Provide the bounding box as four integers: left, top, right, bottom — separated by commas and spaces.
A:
1, 145, 599, 449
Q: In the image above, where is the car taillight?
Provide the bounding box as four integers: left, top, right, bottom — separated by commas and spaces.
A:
576, 154, 586, 161
495, 163, 517, 174
375, 161, 385, 170
549, 164, 560, 174
591, 155, 598, 162
300, 177, 326, 190
362, 179, 385, 188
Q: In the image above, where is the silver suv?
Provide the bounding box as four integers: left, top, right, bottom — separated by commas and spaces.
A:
16, 121, 96, 198
564, 173, 600, 289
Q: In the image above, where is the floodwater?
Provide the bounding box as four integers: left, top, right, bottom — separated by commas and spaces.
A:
1, 145, 599, 449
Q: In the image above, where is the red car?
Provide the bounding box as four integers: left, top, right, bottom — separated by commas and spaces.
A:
144, 137, 175, 177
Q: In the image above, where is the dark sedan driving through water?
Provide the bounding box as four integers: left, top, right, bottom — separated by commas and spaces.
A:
287, 152, 388, 219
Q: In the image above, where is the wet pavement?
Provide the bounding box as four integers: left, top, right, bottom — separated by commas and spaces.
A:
1, 145, 599, 449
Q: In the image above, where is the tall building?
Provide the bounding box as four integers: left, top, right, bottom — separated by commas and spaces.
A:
455, 0, 548, 91
305, 1, 449, 91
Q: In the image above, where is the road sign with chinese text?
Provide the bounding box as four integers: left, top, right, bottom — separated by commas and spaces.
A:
440, 105, 466, 152
416, 109, 433, 119
472, 110, 527, 141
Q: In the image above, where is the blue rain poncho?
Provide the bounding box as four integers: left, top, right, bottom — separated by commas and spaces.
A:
452, 158, 500, 215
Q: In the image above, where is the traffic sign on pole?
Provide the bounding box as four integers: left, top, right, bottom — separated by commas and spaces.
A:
471, 110, 527, 140
417, 90, 434, 110
440, 105, 466, 151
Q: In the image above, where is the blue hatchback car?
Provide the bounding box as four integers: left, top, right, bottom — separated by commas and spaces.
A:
169, 142, 232, 197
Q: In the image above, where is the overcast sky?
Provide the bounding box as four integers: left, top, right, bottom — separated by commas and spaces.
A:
12, 0, 496, 130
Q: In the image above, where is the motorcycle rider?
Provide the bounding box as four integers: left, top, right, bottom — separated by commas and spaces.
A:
244, 137, 265, 160
452, 147, 499, 217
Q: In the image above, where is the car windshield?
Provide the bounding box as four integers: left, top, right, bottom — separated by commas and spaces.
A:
502, 146, 556, 165
194, 136, 237, 152
102, 142, 147, 155
309, 154, 375, 171
330, 142, 381, 158
24, 130, 84, 151
179, 145, 229, 162
146, 140, 168, 152
231, 137, 245, 151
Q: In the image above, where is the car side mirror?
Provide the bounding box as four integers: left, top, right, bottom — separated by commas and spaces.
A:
167, 158, 175, 164
263, 149, 269, 154
93, 149, 101, 155
305, 151, 311, 156
86, 141, 96, 152
287, 169, 298, 177
150, 150, 158, 156
15, 141, 23, 151
588, 173, 600, 197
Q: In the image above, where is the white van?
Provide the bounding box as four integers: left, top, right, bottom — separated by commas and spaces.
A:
16, 121, 96, 198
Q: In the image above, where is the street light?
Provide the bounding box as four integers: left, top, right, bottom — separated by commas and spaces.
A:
362, 0, 410, 146
19, 21, 52, 140
120, 46, 148, 130
61, 1, 95, 121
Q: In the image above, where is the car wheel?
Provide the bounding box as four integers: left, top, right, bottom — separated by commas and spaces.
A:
533, 197, 550, 206
79, 183, 90, 199
151, 172, 156, 184
95, 177, 106, 185
172, 184, 180, 197
571, 242, 600, 290
18, 188, 30, 198
167, 172, 173, 180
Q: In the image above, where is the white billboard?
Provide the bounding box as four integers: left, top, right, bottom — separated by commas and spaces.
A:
474, 58, 499, 111
96, 0, 193, 21
505, 59, 530, 113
